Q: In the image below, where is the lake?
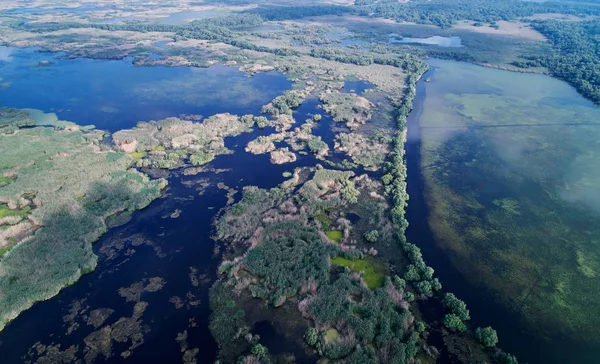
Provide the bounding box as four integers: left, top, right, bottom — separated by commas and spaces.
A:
0, 47, 289, 131
389, 35, 463, 47
407, 58, 600, 363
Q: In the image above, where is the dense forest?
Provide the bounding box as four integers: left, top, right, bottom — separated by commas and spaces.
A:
515, 20, 600, 104
356, 0, 600, 28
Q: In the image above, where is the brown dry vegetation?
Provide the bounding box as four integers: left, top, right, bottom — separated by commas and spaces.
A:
452, 20, 547, 41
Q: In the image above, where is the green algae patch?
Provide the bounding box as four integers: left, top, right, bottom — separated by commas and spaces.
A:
324, 328, 340, 344
331, 257, 386, 289
326, 230, 343, 243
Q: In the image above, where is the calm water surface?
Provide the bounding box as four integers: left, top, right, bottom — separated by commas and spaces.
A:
389, 35, 463, 47
407, 58, 600, 364
0, 47, 288, 131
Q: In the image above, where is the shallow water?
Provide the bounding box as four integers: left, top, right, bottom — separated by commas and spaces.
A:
389, 35, 463, 47
408, 58, 600, 363
0, 47, 289, 131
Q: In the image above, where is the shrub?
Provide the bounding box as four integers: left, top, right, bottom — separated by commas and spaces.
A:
404, 264, 421, 282
414, 280, 433, 297
496, 352, 519, 364
475, 326, 498, 348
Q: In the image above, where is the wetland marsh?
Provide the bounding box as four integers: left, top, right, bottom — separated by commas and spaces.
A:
2, 0, 600, 362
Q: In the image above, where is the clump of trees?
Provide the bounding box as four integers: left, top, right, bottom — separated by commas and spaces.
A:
245, 222, 332, 305
261, 92, 304, 116
442, 293, 470, 332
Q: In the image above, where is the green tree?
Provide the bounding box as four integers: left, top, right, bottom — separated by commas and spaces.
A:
251, 344, 268, 358
475, 326, 498, 348
443, 293, 470, 321
364, 230, 379, 243
444, 313, 467, 332
305, 327, 319, 346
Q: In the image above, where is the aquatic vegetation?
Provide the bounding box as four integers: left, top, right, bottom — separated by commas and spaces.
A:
420, 59, 600, 343
0, 107, 35, 134
326, 230, 343, 243
0, 124, 166, 331
324, 328, 340, 343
